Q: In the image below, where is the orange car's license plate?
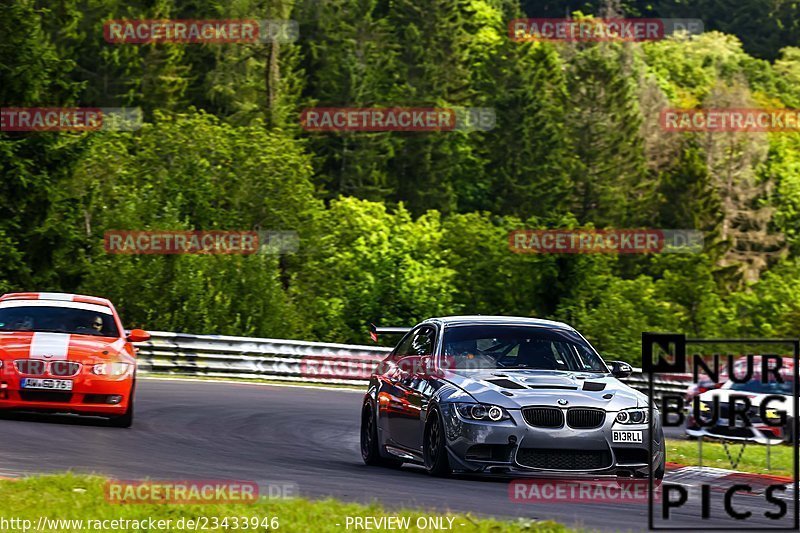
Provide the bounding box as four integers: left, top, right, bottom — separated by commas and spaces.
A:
21, 378, 73, 391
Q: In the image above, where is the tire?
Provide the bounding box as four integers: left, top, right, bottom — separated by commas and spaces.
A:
107, 397, 134, 428
654, 453, 665, 480
423, 406, 451, 477
783, 417, 795, 444
107, 381, 135, 428
360, 404, 402, 468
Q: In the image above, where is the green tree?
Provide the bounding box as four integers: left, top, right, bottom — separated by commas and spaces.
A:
291, 197, 460, 343
564, 38, 650, 226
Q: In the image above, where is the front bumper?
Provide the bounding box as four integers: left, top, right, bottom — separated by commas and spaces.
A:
0, 373, 133, 416
439, 404, 664, 476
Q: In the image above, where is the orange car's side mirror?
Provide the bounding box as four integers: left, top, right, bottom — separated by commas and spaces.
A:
127, 329, 151, 343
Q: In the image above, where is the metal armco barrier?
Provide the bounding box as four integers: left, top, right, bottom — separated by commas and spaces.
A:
134, 331, 692, 394
134, 331, 393, 385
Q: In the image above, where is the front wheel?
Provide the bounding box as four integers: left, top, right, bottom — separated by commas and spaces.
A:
361, 404, 402, 468
107, 380, 135, 428
107, 397, 134, 428
783, 417, 795, 444
423, 407, 451, 476
654, 453, 665, 480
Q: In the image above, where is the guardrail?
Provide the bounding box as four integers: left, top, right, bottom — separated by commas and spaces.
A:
134, 331, 692, 396
135, 331, 393, 386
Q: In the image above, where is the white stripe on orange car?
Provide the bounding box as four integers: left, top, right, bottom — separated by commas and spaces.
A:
29, 332, 70, 360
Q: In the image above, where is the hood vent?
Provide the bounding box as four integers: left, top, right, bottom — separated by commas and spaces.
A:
526, 385, 578, 390
486, 378, 528, 390
583, 382, 606, 392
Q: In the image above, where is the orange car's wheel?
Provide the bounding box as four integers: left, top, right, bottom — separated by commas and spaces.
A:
107, 381, 135, 428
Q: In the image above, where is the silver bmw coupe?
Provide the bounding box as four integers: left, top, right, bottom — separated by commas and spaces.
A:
360, 316, 665, 478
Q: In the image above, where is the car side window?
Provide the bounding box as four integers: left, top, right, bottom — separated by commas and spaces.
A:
410, 326, 435, 356
392, 330, 418, 359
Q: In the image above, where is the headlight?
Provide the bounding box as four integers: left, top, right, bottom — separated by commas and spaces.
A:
765, 408, 781, 420
92, 362, 130, 376
616, 408, 649, 425
454, 403, 510, 421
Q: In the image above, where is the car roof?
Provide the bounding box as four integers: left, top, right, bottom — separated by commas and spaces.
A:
0, 292, 113, 308
423, 315, 575, 330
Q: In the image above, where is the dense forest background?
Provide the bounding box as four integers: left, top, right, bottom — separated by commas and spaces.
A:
1, 0, 799, 364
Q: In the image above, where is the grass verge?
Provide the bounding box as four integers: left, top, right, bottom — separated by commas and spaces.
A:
0, 474, 572, 532
666, 438, 794, 477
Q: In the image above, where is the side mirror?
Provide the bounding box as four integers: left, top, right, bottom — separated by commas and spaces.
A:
127, 329, 151, 343
609, 361, 633, 378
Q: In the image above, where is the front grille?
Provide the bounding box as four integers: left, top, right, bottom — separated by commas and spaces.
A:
698, 402, 761, 424
19, 391, 73, 403
465, 444, 514, 462
522, 407, 564, 428
49, 361, 81, 377
14, 360, 46, 376
13, 359, 81, 377
613, 448, 649, 464
707, 426, 755, 439
516, 448, 612, 470
566, 408, 606, 429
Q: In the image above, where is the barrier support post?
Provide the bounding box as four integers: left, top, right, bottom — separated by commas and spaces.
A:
767, 438, 771, 471
698, 435, 703, 468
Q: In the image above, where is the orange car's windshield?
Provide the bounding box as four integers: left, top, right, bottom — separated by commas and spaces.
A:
0, 305, 118, 337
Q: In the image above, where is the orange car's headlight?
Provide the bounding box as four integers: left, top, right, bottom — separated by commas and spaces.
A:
92, 362, 131, 376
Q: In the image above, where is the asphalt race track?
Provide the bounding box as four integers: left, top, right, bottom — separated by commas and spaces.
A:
0, 379, 793, 531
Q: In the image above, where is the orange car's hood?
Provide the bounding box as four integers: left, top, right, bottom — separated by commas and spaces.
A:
0, 331, 128, 362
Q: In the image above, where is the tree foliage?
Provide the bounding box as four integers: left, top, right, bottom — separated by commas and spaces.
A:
0, 1, 798, 363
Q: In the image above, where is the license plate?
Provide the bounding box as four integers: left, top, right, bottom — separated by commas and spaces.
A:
612, 430, 642, 443
21, 378, 73, 391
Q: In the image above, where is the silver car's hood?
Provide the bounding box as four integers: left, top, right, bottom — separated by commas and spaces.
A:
442, 369, 648, 410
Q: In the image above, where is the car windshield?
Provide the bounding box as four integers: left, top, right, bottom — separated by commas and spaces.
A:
0, 305, 118, 337
442, 325, 608, 372
728, 377, 794, 395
